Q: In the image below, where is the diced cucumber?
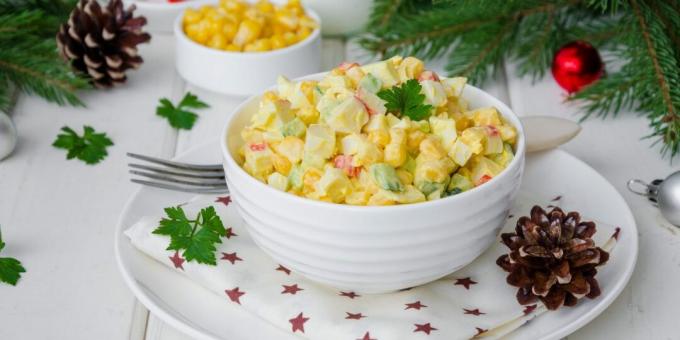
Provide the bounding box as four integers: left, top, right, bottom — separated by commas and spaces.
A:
281, 118, 306, 138
401, 156, 417, 174
370, 163, 404, 192
417, 181, 445, 196
448, 173, 474, 192
359, 73, 382, 93
288, 165, 304, 191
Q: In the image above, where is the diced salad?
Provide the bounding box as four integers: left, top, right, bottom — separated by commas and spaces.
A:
238, 56, 518, 205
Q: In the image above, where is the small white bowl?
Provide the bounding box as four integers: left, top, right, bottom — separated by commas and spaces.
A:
123, 0, 216, 33
174, 9, 322, 96
221, 74, 526, 293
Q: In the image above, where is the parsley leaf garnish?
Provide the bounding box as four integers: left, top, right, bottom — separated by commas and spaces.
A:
377, 79, 433, 121
156, 92, 210, 130
153, 206, 227, 265
52, 125, 114, 165
0, 227, 26, 286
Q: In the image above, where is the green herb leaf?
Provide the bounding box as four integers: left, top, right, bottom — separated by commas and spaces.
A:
52, 125, 113, 165
156, 92, 210, 130
153, 206, 227, 265
377, 79, 433, 121
0, 228, 26, 286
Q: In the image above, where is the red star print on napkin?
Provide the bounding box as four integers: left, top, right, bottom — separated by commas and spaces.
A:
221, 252, 242, 265
225, 227, 237, 239
276, 264, 291, 275
281, 284, 304, 295
345, 312, 366, 320
339, 291, 360, 299
414, 323, 437, 335
357, 332, 377, 340
289, 312, 309, 333
463, 308, 485, 316
475, 327, 488, 336
523, 304, 537, 315
169, 251, 185, 270
225, 287, 245, 304
405, 301, 427, 310
454, 277, 477, 289
215, 196, 232, 206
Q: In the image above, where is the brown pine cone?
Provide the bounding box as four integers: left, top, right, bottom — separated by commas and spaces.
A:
56, 0, 151, 88
496, 205, 610, 310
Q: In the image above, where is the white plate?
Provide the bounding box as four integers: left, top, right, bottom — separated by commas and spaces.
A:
115, 141, 638, 340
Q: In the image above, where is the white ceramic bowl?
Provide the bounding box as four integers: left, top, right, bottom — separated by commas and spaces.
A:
123, 0, 216, 33
220, 75, 526, 293
174, 9, 322, 96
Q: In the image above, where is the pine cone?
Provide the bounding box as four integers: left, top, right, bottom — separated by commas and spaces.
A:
56, 0, 150, 88
496, 206, 610, 310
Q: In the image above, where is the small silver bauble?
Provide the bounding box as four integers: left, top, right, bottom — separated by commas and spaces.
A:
0, 110, 17, 161
628, 171, 680, 226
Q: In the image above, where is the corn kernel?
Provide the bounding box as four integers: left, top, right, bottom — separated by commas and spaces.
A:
272, 153, 292, 175
207, 34, 228, 50
244, 38, 272, 52
224, 44, 241, 52
276, 9, 299, 30
222, 21, 238, 41
270, 34, 287, 49
302, 167, 322, 195
233, 19, 262, 46
384, 143, 407, 168
296, 26, 312, 41
282, 31, 297, 45
255, 0, 275, 13
407, 130, 427, 152
183, 9, 203, 25
368, 130, 390, 147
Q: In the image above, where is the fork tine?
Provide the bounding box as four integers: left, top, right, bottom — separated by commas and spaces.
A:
131, 179, 229, 194
127, 153, 224, 171
129, 163, 225, 179
129, 170, 227, 187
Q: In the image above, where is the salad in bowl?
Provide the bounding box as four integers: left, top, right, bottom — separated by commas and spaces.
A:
237, 56, 518, 205
220, 56, 525, 293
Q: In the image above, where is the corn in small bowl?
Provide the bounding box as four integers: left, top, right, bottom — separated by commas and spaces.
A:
174, 0, 321, 96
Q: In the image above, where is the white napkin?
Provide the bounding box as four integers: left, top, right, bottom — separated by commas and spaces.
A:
125, 194, 618, 340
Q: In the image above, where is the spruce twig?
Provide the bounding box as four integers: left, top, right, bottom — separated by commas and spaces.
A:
360, 0, 680, 158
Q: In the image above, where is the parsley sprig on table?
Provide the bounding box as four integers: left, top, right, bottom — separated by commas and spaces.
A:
377, 79, 433, 121
52, 126, 114, 165
153, 206, 227, 265
0, 227, 26, 286
156, 92, 209, 130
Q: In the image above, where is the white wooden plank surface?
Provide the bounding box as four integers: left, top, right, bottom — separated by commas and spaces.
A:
0, 34, 180, 339
0, 30, 675, 340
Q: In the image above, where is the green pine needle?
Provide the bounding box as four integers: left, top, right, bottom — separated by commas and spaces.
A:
52, 126, 114, 165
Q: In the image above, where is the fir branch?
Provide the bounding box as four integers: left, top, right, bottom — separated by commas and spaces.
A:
630, 0, 675, 117
369, 0, 403, 29
361, 0, 680, 158
0, 0, 88, 111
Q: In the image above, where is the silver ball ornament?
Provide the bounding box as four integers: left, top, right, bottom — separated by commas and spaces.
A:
628, 171, 680, 226
0, 111, 17, 161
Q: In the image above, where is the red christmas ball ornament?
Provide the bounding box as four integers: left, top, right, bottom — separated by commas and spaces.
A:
551, 41, 604, 93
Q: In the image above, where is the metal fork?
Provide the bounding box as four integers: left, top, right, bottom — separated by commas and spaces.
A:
127, 153, 228, 194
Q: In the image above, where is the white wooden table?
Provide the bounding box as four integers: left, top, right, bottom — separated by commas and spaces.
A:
1, 34, 678, 339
